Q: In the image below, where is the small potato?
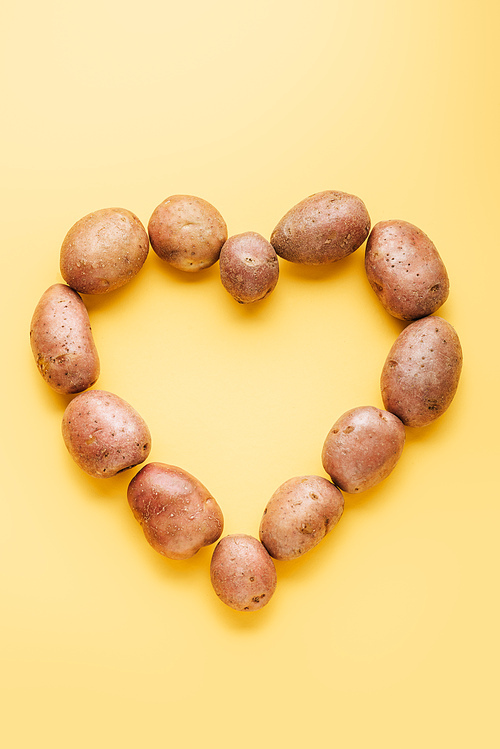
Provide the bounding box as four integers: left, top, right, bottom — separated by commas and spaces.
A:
30, 284, 100, 394
322, 406, 406, 494
219, 232, 279, 303
365, 220, 450, 320
127, 463, 224, 560
210, 534, 277, 612
259, 476, 344, 560
381, 316, 463, 427
60, 207, 149, 294
62, 390, 151, 478
148, 194, 227, 272
270, 190, 371, 265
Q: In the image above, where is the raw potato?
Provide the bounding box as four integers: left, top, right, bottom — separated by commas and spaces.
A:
381, 316, 463, 427
219, 232, 279, 303
322, 406, 406, 493
60, 207, 149, 294
30, 284, 100, 394
148, 194, 227, 272
270, 190, 371, 265
210, 534, 277, 612
365, 220, 450, 320
259, 475, 344, 560
62, 390, 151, 478
127, 463, 224, 560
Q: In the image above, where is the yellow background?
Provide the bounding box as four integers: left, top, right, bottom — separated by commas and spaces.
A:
2, 1, 499, 746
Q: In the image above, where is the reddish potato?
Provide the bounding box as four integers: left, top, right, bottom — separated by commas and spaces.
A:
219, 232, 279, 303
210, 535, 277, 612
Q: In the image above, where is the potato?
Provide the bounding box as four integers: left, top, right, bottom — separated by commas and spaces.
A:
219, 232, 279, 303
148, 194, 227, 272
365, 220, 450, 320
60, 207, 149, 294
270, 190, 371, 265
381, 316, 463, 427
322, 406, 406, 493
210, 534, 277, 612
30, 284, 100, 394
62, 390, 151, 478
259, 476, 344, 560
127, 463, 224, 560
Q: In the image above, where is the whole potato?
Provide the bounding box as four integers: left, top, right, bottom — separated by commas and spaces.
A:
210, 534, 277, 612
321, 406, 406, 493
127, 463, 224, 560
219, 232, 279, 303
365, 220, 450, 319
62, 390, 151, 478
270, 190, 371, 265
60, 207, 149, 294
381, 316, 463, 427
148, 194, 227, 272
259, 475, 344, 560
30, 283, 100, 394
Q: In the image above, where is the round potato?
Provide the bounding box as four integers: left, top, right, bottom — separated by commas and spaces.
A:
148, 194, 227, 272
381, 316, 463, 427
270, 190, 371, 265
259, 476, 344, 560
62, 390, 151, 478
219, 232, 279, 303
60, 207, 149, 294
210, 534, 277, 612
30, 283, 100, 394
127, 463, 224, 560
322, 406, 406, 493
365, 220, 450, 320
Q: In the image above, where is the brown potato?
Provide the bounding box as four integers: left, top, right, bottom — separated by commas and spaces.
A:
365, 220, 450, 320
148, 194, 227, 272
270, 190, 370, 265
62, 390, 151, 478
127, 463, 224, 560
30, 283, 100, 394
322, 406, 406, 493
381, 316, 463, 427
60, 207, 149, 294
219, 232, 279, 303
259, 476, 344, 560
210, 534, 277, 612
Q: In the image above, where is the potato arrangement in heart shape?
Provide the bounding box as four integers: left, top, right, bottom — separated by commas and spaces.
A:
30, 190, 463, 612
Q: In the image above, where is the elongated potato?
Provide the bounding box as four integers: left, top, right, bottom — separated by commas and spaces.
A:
210, 535, 277, 611
30, 283, 100, 394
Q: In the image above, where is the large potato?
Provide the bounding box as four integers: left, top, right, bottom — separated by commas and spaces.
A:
219, 232, 279, 303
30, 283, 99, 393
127, 463, 224, 560
259, 475, 344, 560
270, 190, 371, 265
321, 406, 406, 493
60, 207, 149, 294
365, 220, 449, 319
148, 194, 227, 272
210, 534, 277, 612
62, 390, 151, 477
381, 316, 463, 427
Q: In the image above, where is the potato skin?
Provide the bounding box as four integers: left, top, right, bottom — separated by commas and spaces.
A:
62, 390, 151, 478
219, 232, 279, 303
148, 194, 227, 272
365, 220, 450, 320
30, 284, 100, 394
381, 316, 463, 427
270, 190, 371, 265
127, 463, 224, 560
259, 476, 344, 560
322, 406, 406, 494
60, 207, 149, 294
210, 534, 277, 612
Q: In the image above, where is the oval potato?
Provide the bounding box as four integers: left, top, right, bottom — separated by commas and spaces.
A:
219, 232, 279, 303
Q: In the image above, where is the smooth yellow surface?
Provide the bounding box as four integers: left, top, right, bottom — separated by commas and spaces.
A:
2, 1, 499, 746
